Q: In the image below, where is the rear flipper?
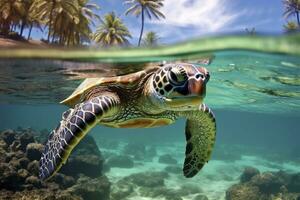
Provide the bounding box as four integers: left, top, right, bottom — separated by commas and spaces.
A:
39, 95, 119, 180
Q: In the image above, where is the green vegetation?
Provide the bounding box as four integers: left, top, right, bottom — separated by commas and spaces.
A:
284, 21, 299, 33
125, 0, 165, 46
0, 0, 165, 47
283, 0, 300, 32
0, 0, 28, 36
142, 31, 160, 46
245, 28, 256, 36
92, 12, 132, 46
2, 1, 299, 46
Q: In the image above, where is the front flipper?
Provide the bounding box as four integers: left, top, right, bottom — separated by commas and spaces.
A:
181, 104, 216, 178
39, 95, 119, 180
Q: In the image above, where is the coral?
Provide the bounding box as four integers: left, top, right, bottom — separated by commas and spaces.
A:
67, 175, 110, 200
0, 128, 110, 200
226, 167, 300, 200
26, 143, 44, 161
240, 167, 260, 183
226, 184, 261, 200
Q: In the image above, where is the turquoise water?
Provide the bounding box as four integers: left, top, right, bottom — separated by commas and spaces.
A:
0, 50, 300, 199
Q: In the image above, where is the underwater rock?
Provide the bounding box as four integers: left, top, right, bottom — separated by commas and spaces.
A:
226, 167, 300, 200
60, 135, 104, 178
0, 163, 24, 190
61, 155, 103, 178
18, 157, 30, 169
240, 167, 260, 183
288, 173, 300, 193
18, 169, 30, 180
51, 173, 76, 189
27, 160, 39, 176
122, 171, 168, 187
158, 154, 177, 164
110, 180, 134, 200
67, 175, 110, 200
193, 194, 209, 200
19, 133, 35, 152
25, 175, 42, 188
72, 135, 102, 158
106, 155, 134, 168
111, 170, 202, 200
122, 142, 146, 160
26, 143, 44, 161
0, 139, 7, 152
0, 128, 111, 200
0, 129, 16, 145
0, 189, 82, 200
250, 172, 284, 194
226, 184, 261, 200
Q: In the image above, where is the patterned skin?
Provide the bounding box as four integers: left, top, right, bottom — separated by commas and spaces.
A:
39, 63, 216, 180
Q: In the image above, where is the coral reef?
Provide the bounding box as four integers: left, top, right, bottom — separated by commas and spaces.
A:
0, 128, 110, 200
226, 167, 300, 200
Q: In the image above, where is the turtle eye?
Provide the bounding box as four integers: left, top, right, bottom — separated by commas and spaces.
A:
168, 66, 188, 85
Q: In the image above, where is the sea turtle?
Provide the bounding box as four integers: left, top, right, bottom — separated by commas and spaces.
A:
39, 63, 216, 180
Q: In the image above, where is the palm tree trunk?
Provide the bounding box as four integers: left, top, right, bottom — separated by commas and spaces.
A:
296, 11, 300, 27
20, 21, 26, 37
138, 6, 144, 46
27, 24, 33, 40
47, 0, 56, 42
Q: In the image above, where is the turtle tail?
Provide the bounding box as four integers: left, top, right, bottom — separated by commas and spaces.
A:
39, 95, 119, 180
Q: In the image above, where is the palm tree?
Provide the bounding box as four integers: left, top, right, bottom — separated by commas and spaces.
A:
30, 0, 54, 41
125, 0, 165, 46
284, 21, 299, 33
30, 0, 78, 42
283, 0, 300, 26
19, 0, 34, 37
50, 0, 80, 44
0, 0, 26, 36
142, 31, 159, 46
27, 14, 43, 40
92, 12, 132, 47
245, 27, 256, 35
56, 0, 100, 46
69, 0, 100, 45
30, 0, 99, 45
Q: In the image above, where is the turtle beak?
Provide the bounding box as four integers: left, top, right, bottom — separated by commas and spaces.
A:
187, 66, 209, 97
188, 78, 206, 98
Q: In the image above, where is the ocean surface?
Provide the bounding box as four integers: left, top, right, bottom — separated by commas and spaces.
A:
0, 40, 300, 200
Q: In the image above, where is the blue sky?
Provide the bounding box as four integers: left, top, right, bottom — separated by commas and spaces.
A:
30, 0, 290, 45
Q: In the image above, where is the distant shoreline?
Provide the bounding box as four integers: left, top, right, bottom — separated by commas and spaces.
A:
0, 37, 50, 48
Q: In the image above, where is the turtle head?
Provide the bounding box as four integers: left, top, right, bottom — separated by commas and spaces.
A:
150, 63, 210, 111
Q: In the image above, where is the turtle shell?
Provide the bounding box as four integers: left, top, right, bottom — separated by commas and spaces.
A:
61, 65, 160, 107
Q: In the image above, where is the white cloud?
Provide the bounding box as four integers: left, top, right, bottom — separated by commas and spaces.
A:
150, 0, 245, 34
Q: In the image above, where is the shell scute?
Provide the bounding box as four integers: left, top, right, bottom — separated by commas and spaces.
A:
61, 66, 160, 107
